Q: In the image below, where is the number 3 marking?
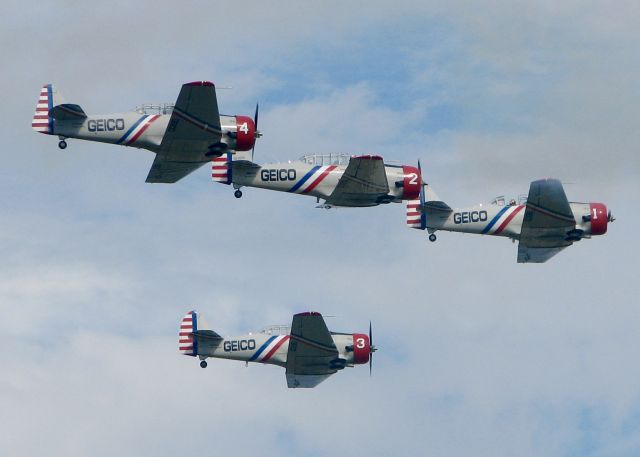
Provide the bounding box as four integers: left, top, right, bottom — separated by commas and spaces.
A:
356, 337, 366, 349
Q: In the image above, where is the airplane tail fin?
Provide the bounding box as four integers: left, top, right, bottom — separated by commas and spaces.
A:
179, 310, 222, 356
32, 84, 86, 134
32, 84, 55, 134
406, 182, 452, 230
211, 153, 233, 184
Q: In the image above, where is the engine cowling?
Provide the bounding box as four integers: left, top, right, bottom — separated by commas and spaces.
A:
401, 165, 421, 200
234, 115, 256, 151
352, 333, 371, 364
589, 202, 608, 235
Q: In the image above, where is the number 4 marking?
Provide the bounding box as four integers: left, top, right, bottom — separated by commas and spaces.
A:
239, 122, 249, 134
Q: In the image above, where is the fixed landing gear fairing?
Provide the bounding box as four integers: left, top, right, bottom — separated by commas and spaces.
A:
179, 310, 376, 388
407, 172, 613, 263
32, 81, 260, 183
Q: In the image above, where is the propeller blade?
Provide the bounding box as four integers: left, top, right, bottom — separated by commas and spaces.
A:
254, 103, 259, 131
608, 210, 615, 223
369, 321, 373, 376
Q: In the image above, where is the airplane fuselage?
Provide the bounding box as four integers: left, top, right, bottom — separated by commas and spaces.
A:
50, 111, 241, 153
213, 155, 421, 207
197, 331, 358, 368
424, 202, 598, 239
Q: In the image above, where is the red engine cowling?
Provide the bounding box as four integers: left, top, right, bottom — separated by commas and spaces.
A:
234, 115, 256, 151
401, 165, 421, 200
352, 333, 371, 364
589, 202, 608, 235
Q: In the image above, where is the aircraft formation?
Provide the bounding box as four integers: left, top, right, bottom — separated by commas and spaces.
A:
33, 80, 614, 387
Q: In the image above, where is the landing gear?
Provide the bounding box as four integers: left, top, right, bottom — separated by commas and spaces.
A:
200, 360, 208, 368
234, 189, 243, 199
58, 140, 67, 150
428, 233, 437, 242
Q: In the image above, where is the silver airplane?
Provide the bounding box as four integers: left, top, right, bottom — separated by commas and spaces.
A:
211, 152, 422, 207
179, 310, 376, 388
32, 81, 260, 183
407, 166, 613, 263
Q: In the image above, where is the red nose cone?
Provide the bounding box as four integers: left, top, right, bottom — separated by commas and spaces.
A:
590, 203, 608, 235
234, 115, 256, 151
402, 165, 421, 200
352, 333, 370, 364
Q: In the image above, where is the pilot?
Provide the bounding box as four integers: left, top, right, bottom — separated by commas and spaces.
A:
509, 198, 516, 206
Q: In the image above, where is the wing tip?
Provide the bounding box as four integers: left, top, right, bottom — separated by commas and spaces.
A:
185, 80, 214, 87
294, 311, 322, 317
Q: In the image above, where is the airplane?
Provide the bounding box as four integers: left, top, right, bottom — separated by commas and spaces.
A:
406, 168, 614, 263
211, 152, 423, 207
179, 310, 376, 388
32, 81, 260, 183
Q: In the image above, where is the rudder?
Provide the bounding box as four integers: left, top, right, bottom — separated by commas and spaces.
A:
32, 84, 54, 134
179, 310, 199, 356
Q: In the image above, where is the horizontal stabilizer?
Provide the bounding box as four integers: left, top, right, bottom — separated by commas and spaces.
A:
193, 329, 223, 340
423, 200, 452, 212
50, 103, 87, 120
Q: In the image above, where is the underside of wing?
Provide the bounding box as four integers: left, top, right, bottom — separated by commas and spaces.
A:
518, 179, 576, 262
146, 81, 222, 183
285, 312, 339, 388
517, 244, 568, 263
324, 155, 390, 207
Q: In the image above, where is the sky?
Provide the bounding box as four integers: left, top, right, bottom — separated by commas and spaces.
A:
1, 1, 639, 456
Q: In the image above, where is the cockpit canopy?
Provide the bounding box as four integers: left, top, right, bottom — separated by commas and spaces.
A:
135, 103, 175, 115
298, 153, 352, 166
259, 324, 291, 336
491, 194, 528, 206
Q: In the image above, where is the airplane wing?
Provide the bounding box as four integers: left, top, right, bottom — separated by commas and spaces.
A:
146, 81, 222, 183
517, 179, 576, 263
285, 312, 339, 388
324, 155, 390, 207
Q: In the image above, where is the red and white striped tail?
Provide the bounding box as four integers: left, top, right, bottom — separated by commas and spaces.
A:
211, 154, 231, 184
32, 84, 53, 134
406, 199, 425, 229
179, 311, 198, 356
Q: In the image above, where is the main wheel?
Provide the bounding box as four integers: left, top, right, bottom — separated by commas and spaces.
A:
234, 190, 242, 199
58, 140, 67, 150
428, 234, 437, 242
200, 360, 208, 368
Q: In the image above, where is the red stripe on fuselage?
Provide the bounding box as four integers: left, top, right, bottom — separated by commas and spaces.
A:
303, 165, 337, 194
127, 115, 159, 145
261, 336, 290, 363
493, 205, 525, 235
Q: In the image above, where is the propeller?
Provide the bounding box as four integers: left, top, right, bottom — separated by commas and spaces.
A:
608, 210, 615, 223
252, 103, 262, 160
369, 321, 377, 376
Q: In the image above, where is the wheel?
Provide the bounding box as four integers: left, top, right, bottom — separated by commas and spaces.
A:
58, 140, 67, 150
234, 190, 242, 199
200, 360, 208, 368
428, 233, 437, 242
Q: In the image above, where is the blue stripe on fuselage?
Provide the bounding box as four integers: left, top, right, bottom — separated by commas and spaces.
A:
117, 115, 147, 144
482, 205, 511, 234
288, 166, 320, 193
248, 335, 277, 361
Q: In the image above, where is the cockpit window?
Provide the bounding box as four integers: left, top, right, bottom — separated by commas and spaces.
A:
298, 154, 352, 166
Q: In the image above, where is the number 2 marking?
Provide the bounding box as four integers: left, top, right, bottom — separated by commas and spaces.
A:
408, 173, 418, 185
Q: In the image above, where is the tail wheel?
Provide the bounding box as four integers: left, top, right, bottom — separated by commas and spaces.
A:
428, 233, 437, 242
200, 360, 207, 368
234, 190, 242, 199
58, 140, 67, 150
